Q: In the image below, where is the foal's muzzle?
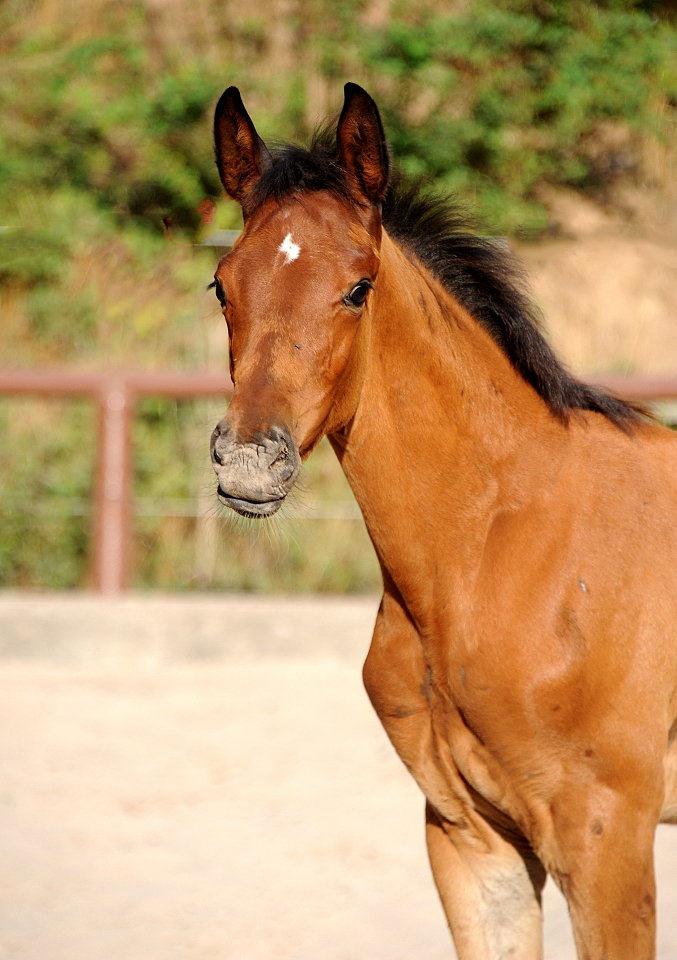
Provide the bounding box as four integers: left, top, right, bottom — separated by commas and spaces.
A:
210, 420, 300, 518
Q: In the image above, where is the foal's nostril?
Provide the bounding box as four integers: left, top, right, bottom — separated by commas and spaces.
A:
269, 441, 289, 468
210, 420, 229, 465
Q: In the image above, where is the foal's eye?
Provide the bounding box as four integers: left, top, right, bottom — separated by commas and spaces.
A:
345, 280, 373, 308
208, 278, 227, 307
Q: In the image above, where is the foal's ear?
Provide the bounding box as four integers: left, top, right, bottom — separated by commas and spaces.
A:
337, 83, 389, 204
213, 87, 270, 206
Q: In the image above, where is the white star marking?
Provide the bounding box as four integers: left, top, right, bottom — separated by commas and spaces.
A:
279, 233, 300, 264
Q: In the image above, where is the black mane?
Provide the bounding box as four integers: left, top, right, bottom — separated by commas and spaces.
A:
247, 130, 641, 430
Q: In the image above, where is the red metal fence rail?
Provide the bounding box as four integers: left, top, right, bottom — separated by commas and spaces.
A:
0, 369, 674, 594
0, 370, 232, 594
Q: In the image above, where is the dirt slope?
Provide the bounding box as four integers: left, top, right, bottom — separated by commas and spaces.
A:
516, 188, 677, 376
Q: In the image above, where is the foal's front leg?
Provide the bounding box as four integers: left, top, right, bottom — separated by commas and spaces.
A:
425, 801, 545, 960
542, 776, 661, 960
363, 588, 545, 960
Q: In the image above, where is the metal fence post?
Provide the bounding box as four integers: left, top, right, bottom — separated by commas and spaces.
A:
93, 378, 133, 594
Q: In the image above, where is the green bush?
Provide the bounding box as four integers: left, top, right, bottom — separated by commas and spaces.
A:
0, 228, 71, 287
3, 1, 676, 240
26, 285, 98, 350
0, 36, 225, 235
353, 0, 677, 233
0, 399, 94, 588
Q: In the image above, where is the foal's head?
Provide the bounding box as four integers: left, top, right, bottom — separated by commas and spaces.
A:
210, 84, 388, 518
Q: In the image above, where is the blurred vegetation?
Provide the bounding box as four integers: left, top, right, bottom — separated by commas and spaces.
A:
2, 0, 676, 241
0, 0, 676, 589
132, 400, 379, 592
0, 398, 93, 587
0, 394, 380, 592
361, 0, 677, 232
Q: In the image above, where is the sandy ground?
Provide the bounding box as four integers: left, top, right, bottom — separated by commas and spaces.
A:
1, 596, 677, 960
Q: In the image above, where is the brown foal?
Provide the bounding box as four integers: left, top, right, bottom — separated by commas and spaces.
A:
208, 82, 677, 960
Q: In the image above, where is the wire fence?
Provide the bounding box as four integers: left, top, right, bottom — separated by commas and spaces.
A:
1, 368, 676, 593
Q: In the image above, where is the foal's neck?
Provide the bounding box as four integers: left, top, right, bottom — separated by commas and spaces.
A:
365, 232, 556, 463
332, 233, 564, 615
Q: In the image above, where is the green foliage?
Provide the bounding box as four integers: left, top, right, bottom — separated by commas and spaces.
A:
0, 35, 225, 235
26, 285, 98, 351
0, 399, 94, 588
0, 228, 70, 286
2, 0, 676, 240
353, 0, 677, 233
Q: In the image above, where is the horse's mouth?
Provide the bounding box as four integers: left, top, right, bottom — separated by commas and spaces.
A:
217, 486, 285, 518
